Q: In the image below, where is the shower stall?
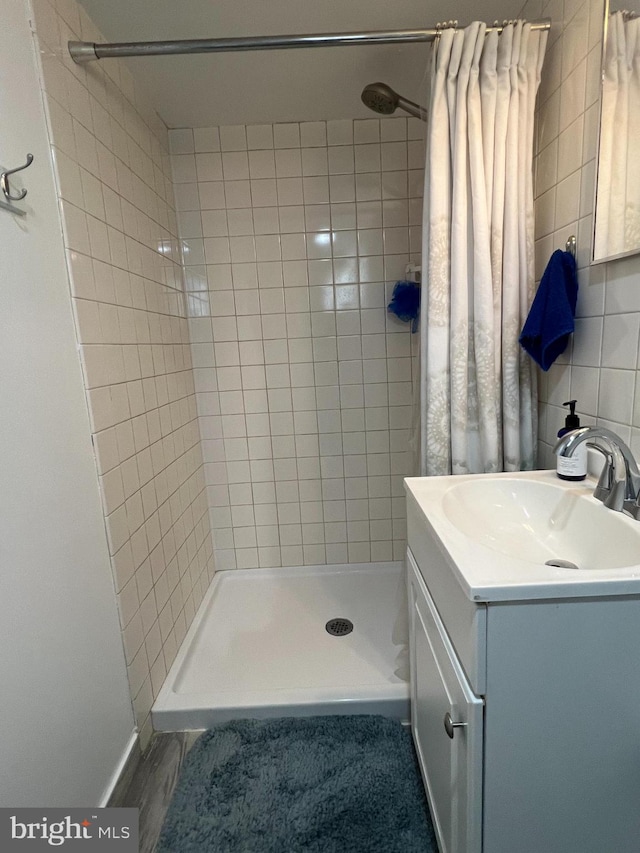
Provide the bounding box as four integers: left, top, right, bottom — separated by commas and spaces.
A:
153, 561, 408, 729
24, 0, 549, 743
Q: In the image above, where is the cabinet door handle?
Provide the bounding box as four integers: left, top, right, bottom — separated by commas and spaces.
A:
444, 712, 467, 739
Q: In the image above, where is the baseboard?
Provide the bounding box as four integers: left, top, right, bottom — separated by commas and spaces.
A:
101, 731, 140, 807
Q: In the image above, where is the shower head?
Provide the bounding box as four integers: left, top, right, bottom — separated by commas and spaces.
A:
361, 82, 398, 115
361, 82, 427, 122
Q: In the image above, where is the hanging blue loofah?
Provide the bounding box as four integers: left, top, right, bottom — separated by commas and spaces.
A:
387, 280, 420, 332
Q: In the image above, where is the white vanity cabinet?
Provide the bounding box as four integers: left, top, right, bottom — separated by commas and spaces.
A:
407, 493, 640, 853
408, 551, 483, 853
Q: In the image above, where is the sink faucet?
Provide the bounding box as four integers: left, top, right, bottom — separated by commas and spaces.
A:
554, 427, 640, 516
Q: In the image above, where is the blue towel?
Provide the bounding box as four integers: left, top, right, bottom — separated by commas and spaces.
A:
519, 249, 578, 371
388, 280, 421, 332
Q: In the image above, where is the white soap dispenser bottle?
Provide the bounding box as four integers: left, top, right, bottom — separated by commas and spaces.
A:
556, 400, 587, 481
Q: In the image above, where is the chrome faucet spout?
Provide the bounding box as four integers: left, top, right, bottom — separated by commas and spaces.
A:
554, 426, 640, 516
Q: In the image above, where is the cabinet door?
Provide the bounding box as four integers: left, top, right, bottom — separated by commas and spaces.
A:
408, 550, 483, 853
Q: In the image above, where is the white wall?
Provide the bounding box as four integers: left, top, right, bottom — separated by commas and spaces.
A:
0, 0, 134, 806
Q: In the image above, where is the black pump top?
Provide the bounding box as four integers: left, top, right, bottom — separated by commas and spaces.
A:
563, 399, 581, 429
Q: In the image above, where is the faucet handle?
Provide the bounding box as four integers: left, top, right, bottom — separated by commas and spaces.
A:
582, 439, 627, 511
587, 442, 614, 502
604, 478, 628, 512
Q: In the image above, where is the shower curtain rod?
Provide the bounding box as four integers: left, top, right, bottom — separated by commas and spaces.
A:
69, 19, 551, 63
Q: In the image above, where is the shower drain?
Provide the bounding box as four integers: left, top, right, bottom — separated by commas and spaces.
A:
325, 618, 354, 636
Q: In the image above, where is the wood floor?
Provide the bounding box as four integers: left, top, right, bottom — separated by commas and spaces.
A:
110, 731, 200, 853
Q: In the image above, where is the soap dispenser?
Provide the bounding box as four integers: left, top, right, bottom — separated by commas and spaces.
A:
556, 400, 587, 481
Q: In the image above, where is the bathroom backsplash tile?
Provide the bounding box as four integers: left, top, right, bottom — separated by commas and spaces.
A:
31, 0, 214, 747
522, 0, 640, 466
172, 117, 424, 571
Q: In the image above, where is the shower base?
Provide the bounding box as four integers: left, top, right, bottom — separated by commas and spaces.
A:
152, 561, 409, 731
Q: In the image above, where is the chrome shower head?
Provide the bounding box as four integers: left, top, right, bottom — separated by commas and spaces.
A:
361, 82, 427, 122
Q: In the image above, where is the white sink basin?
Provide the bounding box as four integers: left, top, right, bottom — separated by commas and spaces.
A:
442, 477, 640, 570
405, 470, 640, 601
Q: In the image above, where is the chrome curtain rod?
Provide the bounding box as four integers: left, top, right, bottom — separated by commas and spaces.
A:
69, 19, 551, 63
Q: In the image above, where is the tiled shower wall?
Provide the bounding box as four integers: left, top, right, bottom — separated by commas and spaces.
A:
523, 0, 640, 466
170, 117, 425, 570
31, 0, 214, 746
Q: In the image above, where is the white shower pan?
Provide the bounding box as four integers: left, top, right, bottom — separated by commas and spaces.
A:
152, 561, 409, 730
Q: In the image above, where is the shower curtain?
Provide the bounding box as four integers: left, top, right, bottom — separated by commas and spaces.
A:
418, 21, 547, 475
594, 12, 640, 259
394, 21, 547, 680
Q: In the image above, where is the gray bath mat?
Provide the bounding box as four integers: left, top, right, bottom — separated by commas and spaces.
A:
156, 715, 437, 852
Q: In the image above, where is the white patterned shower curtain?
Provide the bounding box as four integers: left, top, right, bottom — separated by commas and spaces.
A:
418, 22, 547, 476
594, 12, 640, 259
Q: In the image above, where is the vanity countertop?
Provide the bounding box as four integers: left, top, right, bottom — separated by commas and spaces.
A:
405, 469, 640, 602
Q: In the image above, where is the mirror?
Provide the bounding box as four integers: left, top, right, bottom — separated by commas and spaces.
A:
592, 0, 640, 263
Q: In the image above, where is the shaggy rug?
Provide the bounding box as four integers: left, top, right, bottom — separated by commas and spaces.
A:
156, 715, 437, 852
